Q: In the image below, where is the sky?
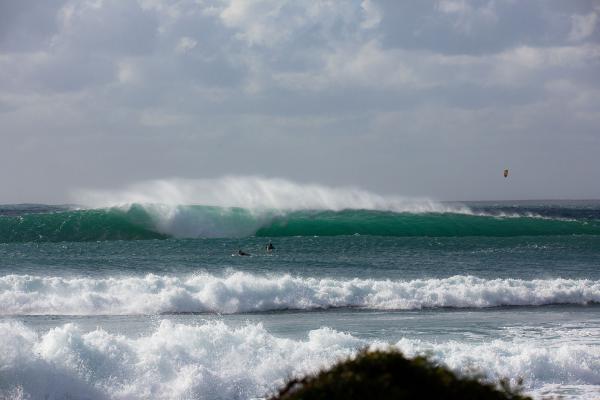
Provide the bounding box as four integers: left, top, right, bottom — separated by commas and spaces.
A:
1, 0, 599, 204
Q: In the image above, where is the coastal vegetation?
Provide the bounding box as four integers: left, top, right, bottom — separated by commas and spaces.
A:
271, 350, 530, 400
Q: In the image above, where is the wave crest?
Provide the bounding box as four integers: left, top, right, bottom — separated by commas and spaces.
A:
2, 273, 599, 315
0, 178, 592, 242
1, 204, 599, 242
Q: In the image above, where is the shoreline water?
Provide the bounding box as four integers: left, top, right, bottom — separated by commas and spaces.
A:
3, 304, 600, 399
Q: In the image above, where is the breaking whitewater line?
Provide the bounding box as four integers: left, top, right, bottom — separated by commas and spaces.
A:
2, 273, 599, 315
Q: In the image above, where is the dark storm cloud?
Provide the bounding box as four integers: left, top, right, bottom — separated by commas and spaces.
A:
0, 0, 599, 203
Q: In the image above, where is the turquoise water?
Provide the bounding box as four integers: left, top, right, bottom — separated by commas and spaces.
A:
2, 202, 600, 242
1, 201, 599, 399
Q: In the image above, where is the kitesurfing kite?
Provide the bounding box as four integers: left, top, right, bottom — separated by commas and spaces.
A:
503, 169, 509, 178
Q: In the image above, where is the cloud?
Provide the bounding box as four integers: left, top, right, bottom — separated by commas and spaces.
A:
274, 40, 418, 91
435, 0, 497, 33
216, 0, 375, 47
218, 0, 301, 46
175, 36, 198, 54
116, 59, 142, 84
0, 0, 67, 52
436, 0, 470, 14
360, 0, 382, 29
0, 0, 599, 202
273, 38, 600, 96
55, 0, 158, 56
569, 11, 598, 42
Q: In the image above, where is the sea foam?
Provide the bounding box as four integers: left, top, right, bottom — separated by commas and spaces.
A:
1, 320, 599, 399
1, 273, 599, 315
0, 320, 361, 400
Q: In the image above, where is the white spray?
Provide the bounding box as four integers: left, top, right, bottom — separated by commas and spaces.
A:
72, 176, 466, 213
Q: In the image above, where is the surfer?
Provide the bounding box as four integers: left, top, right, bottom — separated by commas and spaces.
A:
238, 249, 250, 256
265, 241, 274, 252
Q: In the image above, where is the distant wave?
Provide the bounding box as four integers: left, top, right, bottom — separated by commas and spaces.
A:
0, 205, 168, 242
0, 203, 599, 242
1, 273, 599, 315
0, 177, 598, 242
1, 320, 599, 400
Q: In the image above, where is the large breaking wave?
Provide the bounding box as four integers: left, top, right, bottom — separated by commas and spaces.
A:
1, 273, 599, 315
1, 204, 599, 243
1, 177, 598, 242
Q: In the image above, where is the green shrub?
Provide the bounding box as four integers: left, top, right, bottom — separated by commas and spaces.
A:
270, 349, 530, 400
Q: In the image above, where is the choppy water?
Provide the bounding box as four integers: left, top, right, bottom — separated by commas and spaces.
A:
1, 200, 599, 399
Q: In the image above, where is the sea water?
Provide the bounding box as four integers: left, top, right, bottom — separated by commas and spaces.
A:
1, 199, 599, 399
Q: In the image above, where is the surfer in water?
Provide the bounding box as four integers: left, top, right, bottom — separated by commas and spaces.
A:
238, 249, 250, 256
265, 241, 274, 252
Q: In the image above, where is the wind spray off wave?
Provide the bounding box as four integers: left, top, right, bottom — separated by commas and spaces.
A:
1, 177, 598, 242
72, 176, 456, 212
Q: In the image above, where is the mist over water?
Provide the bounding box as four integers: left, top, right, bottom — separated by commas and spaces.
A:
72, 176, 458, 212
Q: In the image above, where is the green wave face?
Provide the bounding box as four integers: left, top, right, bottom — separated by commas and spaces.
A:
256, 210, 600, 237
0, 206, 167, 242
1, 205, 600, 243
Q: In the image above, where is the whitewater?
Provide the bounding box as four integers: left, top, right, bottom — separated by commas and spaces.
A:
2, 273, 600, 315
1, 178, 600, 399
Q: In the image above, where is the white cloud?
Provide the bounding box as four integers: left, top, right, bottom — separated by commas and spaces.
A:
216, 0, 359, 47
435, 0, 497, 33
360, 0, 382, 29
116, 59, 141, 84
274, 41, 418, 91
219, 0, 287, 46
175, 36, 198, 54
493, 44, 600, 81
569, 11, 598, 42
324, 41, 416, 87
436, 0, 470, 14
274, 39, 600, 94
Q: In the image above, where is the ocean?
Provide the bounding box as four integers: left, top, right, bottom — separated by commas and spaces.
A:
1, 198, 599, 399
